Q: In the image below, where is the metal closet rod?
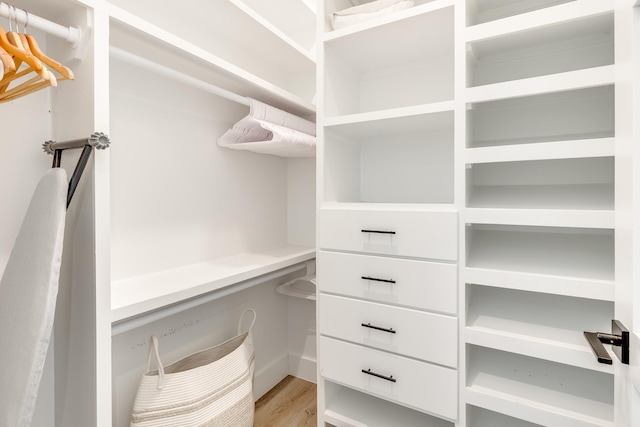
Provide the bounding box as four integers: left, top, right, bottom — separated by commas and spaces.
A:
0, 2, 80, 45
109, 47, 250, 107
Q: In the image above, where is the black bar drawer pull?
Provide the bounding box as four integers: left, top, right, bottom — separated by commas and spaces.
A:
361, 368, 396, 383
361, 322, 396, 334
361, 276, 396, 284
361, 229, 396, 235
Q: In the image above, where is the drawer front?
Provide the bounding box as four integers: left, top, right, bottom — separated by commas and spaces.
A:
319, 294, 457, 367
318, 250, 457, 314
319, 336, 457, 420
319, 208, 457, 261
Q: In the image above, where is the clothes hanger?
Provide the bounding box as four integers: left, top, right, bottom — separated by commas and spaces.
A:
24, 33, 73, 81
0, 8, 56, 101
18, 9, 69, 81
0, 44, 15, 75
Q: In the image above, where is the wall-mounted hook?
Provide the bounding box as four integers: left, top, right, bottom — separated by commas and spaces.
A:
584, 319, 629, 365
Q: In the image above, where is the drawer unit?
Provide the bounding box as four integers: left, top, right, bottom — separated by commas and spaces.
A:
319, 207, 458, 261
319, 336, 458, 420
319, 294, 457, 367
318, 250, 457, 314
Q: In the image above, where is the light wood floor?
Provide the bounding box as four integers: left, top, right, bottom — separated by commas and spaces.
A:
254, 376, 317, 426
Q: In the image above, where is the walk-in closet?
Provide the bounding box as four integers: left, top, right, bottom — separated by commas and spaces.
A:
1, 1, 640, 426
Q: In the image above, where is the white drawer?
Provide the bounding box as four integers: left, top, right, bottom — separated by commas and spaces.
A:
318, 251, 457, 314
319, 208, 457, 261
319, 294, 457, 367
319, 336, 458, 420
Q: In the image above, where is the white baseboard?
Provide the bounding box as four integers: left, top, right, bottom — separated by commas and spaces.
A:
254, 353, 289, 400
289, 354, 317, 384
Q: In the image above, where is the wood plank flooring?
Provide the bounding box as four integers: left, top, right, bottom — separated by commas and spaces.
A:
254, 376, 317, 426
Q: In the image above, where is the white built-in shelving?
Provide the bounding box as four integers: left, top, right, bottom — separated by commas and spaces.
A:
318, 1, 458, 425
461, 0, 620, 426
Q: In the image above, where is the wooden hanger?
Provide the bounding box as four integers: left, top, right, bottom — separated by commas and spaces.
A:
0, 27, 57, 101
0, 44, 15, 76
24, 33, 74, 81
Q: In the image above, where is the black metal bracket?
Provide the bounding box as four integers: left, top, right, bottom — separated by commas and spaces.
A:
584, 319, 629, 365
43, 132, 110, 209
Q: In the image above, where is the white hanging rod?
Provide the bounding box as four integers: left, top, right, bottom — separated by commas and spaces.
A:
0, 2, 80, 45
109, 46, 250, 107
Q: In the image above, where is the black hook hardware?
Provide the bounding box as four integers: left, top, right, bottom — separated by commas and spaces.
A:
584, 319, 629, 365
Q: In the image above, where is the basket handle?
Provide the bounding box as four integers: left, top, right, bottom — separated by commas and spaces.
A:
238, 308, 257, 335
146, 335, 165, 390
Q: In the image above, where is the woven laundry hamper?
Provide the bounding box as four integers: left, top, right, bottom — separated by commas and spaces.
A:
130, 309, 256, 427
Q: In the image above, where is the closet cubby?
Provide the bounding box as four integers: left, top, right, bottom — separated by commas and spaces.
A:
466, 345, 614, 426
465, 224, 614, 281
466, 157, 614, 210
467, 12, 613, 88
466, 85, 614, 148
323, 381, 455, 427
323, 3, 453, 116
466, 285, 614, 372
465, 0, 576, 26
324, 109, 454, 204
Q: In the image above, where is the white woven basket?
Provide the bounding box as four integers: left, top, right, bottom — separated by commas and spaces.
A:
130, 309, 256, 427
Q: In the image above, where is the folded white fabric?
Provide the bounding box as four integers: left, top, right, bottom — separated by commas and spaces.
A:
0, 168, 67, 427
218, 99, 316, 158
332, 0, 414, 30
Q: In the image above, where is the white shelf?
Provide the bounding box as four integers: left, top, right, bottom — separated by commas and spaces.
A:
465, 285, 614, 373
466, 0, 613, 40
466, 224, 614, 281
467, 157, 614, 211
464, 208, 614, 229
467, 13, 613, 88
107, 3, 315, 116
465, 327, 612, 374
466, 346, 614, 427
467, 86, 614, 149
111, 245, 315, 323
324, 102, 454, 133
323, 0, 454, 40
324, 381, 454, 427
466, 65, 614, 104
321, 202, 458, 212
464, 138, 615, 163
464, 267, 614, 301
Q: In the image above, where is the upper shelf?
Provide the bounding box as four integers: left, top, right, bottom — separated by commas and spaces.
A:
323, 0, 453, 39
233, 0, 317, 57
466, 0, 613, 41
106, 1, 316, 117
323, 1, 453, 71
